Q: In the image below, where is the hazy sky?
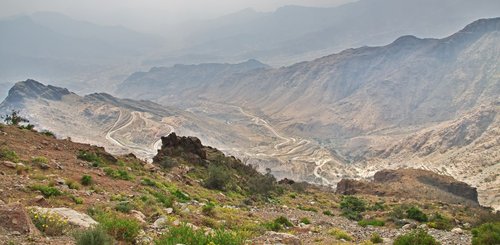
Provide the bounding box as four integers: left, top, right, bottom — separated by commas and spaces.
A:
0, 0, 354, 33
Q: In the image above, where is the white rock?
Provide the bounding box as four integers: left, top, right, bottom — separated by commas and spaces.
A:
165, 208, 174, 214
451, 227, 464, 234
152, 216, 168, 229
31, 207, 98, 228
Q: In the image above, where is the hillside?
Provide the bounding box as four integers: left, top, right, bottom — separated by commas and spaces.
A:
0, 124, 496, 244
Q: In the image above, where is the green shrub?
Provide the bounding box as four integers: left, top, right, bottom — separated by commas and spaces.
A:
151, 190, 174, 208
370, 232, 383, 243
77, 151, 104, 166
370, 201, 386, 211
297, 205, 318, 212
394, 229, 440, 245
66, 179, 81, 190
329, 228, 353, 241
204, 164, 230, 191
0, 147, 20, 162
41, 130, 56, 138
358, 219, 385, 227
155, 225, 244, 245
96, 212, 141, 243
300, 217, 311, 225
141, 178, 157, 187
28, 208, 69, 236
428, 213, 453, 230
472, 222, 500, 245
340, 196, 366, 221
172, 189, 190, 202
323, 210, 334, 216
103, 168, 133, 180
74, 226, 114, 245
264, 216, 293, 231
70, 195, 84, 204
31, 185, 62, 197
406, 206, 428, 222
202, 202, 216, 217
81, 175, 93, 186
248, 173, 276, 196
115, 202, 133, 213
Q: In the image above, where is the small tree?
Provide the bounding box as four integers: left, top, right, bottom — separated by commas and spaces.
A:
3, 110, 34, 129
3, 110, 29, 125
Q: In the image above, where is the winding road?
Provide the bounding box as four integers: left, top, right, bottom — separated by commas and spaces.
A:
105, 109, 175, 159
232, 105, 333, 185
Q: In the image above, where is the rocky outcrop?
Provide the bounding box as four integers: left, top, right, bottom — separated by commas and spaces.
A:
153, 133, 207, 164
336, 169, 479, 206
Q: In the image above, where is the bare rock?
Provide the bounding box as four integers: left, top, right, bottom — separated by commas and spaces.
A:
2, 161, 17, 169
31, 207, 98, 228
0, 204, 40, 235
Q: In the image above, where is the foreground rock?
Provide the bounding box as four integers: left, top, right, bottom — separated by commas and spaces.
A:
30, 207, 98, 228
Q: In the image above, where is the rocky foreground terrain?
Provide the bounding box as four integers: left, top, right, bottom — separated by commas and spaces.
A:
0, 124, 498, 244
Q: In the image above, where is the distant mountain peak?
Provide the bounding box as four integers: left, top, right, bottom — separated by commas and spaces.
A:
3, 79, 72, 104
458, 17, 500, 34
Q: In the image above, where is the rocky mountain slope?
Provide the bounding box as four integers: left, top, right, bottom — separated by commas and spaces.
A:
115, 18, 500, 209
0, 124, 496, 244
1, 80, 355, 185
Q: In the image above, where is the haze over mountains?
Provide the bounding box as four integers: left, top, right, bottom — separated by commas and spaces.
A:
152, 0, 500, 66
2, 17, 499, 209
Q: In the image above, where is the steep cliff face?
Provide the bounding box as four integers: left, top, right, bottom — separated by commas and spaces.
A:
337, 169, 479, 206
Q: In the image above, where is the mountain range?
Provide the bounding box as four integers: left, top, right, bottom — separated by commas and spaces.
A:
150, 0, 500, 66
117, 17, 500, 209
1, 18, 499, 209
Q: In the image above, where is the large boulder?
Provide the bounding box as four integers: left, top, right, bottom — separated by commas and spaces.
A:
30, 207, 98, 228
153, 133, 207, 165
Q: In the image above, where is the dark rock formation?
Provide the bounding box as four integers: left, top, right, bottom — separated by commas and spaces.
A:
153, 133, 207, 165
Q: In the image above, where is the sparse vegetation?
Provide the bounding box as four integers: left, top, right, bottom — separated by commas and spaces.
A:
406, 206, 428, 222
329, 228, 353, 241
204, 164, 230, 191
323, 210, 334, 216
202, 202, 216, 217
370, 232, 383, 243
264, 216, 294, 231
358, 219, 385, 227
0, 147, 20, 162
81, 175, 93, 186
115, 202, 134, 213
95, 211, 141, 243
31, 184, 62, 197
155, 224, 245, 245
41, 130, 56, 138
394, 229, 440, 245
300, 217, 311, 225
471, 222, 500, 245
103, 167, 133, 180
73, 226, 114, 245
77, 151, 104, 166
3, 110, 33, 129
29, 208, 69, 236
340, 195, 366, 221
427, 212, 453, 230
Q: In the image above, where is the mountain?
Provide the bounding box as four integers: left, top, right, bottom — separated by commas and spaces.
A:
0, 80, 356, 184
0, 124, 492, 244
149, 0, 500, 66
117, 18, 500, 209
0, 12, 163, 92
117, 59, 270, 102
